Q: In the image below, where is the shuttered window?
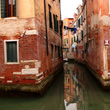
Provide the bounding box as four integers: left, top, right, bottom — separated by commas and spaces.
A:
49, 11, 52, 29
1, 0, 16, 18
1, 0, 6, 18
53, 14, 59, 33
6, 41, 17, 62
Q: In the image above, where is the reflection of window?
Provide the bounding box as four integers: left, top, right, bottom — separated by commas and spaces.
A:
1, 0, 16, 18
66, 70, 69, 74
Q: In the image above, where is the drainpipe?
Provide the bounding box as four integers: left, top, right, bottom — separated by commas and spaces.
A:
86, 0, 88, 57
44, 0, 49, 56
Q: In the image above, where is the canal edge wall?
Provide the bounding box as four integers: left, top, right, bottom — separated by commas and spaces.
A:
68, 59, 110, 89
0, 65, 63, 95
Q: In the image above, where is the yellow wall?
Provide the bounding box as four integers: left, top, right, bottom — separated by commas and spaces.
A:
17, 0, 35, 18
0, 0, 1, 18
0, 0, 35, 19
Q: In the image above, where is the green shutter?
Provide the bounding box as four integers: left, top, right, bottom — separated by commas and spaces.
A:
1, 0, 6, 18
6, 42, 17, 62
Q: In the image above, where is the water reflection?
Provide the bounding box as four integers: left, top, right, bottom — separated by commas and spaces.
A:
64, 62, 110, 110
0, 63, 110, 110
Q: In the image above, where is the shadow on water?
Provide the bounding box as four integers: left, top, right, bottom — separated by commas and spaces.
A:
0, 62, 110, 110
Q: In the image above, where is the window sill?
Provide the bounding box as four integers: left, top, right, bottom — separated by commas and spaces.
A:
5, 62, 20, 65
3, 17, 18, 20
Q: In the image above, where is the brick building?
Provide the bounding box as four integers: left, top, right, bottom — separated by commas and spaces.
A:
73, 0, 110, 87
0, 0, 63, 92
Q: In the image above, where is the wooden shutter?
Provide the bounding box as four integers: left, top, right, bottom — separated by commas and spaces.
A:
1, 0, 6, 18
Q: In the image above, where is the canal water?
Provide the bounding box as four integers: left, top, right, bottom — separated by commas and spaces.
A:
0, 62, 110, 110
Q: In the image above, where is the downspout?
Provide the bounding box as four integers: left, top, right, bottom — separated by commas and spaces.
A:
44, 0, 49, 56
86, 0, 88, 56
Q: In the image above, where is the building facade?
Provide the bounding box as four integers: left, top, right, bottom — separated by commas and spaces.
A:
63, 18, 74, 59
73, 0, 110, 86
0, 0, 63, 92
73, 5, 83, 60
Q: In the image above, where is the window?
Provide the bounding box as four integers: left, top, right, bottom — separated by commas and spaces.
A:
81, 15, 83, 25
49, 5, 53, 29
81, 31, 83, 40
5, 40, 18, 63
60, 23, 62, 36
55, 45, 58, 58
58, 46, 60, 58
78, 19, 80, 27
53, 14, 59, 33
1, 0, 16, 18
51, 44, 53, 59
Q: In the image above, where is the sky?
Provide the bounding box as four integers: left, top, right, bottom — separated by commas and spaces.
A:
61, 0, 82, 20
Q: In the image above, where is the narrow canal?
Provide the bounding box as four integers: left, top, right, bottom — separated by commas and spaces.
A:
0, 62, 110, 110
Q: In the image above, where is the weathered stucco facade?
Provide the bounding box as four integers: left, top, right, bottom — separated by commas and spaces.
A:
0, 0, 63, 92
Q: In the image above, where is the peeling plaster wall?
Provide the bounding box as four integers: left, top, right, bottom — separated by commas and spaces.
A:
0, 18, 36, 37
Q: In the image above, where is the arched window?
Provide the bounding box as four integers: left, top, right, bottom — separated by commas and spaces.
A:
1, 0, 16, 18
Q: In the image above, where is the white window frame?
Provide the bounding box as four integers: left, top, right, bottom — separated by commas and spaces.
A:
4, 40, 19, 64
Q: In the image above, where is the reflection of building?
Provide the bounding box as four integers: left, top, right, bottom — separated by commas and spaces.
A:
64, 63, 86, 110
63, 18, 74, 59
64, 63, 110, 110
64, 63, 78, 110
0, 0, 63, 92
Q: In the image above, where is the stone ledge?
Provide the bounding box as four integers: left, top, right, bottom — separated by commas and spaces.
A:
0, 65, 63, 95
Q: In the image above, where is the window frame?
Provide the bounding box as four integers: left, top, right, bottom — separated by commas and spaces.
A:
4, 40, 19, 64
